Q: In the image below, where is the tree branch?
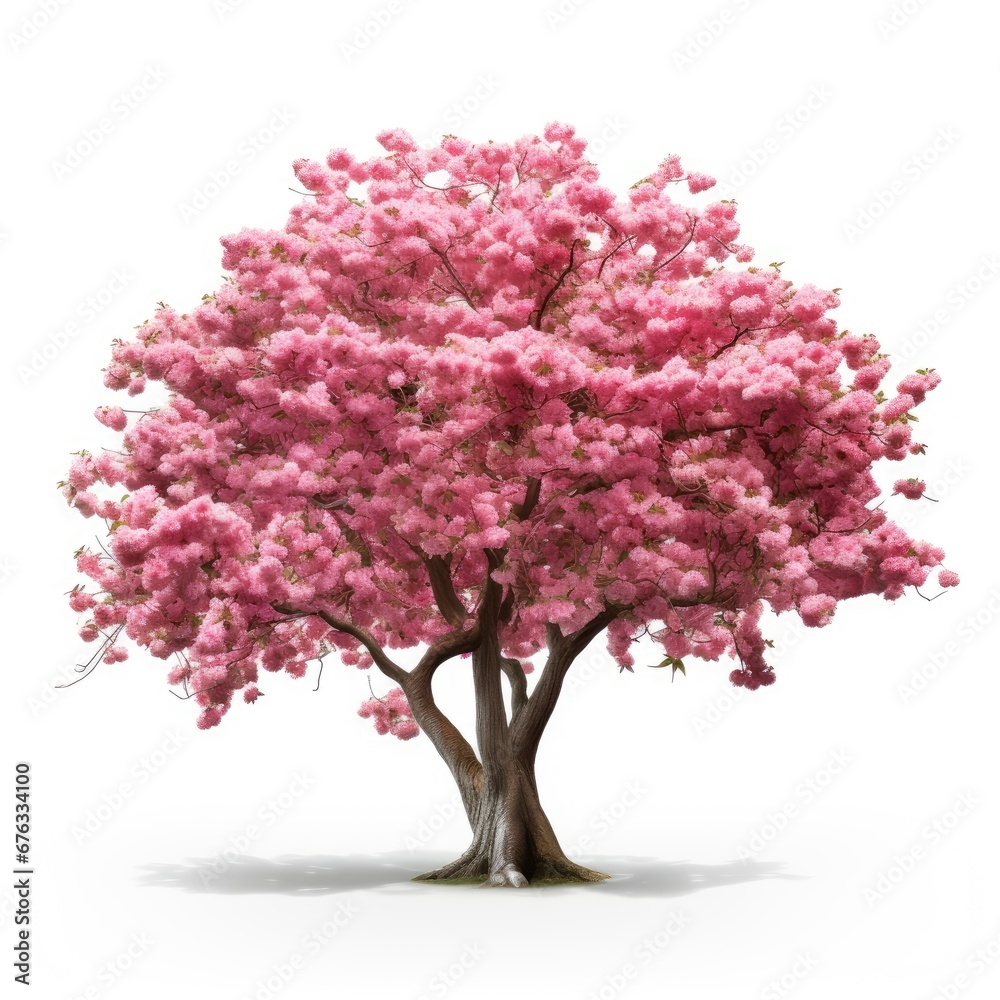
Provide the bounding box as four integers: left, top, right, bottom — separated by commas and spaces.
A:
328, 509, 373, 568
430, 246, 474, 307
562, 606, 622, 662
709, 312, 749, 360
501, 656, 528, 720
279, 604, 481, 791
513, 476, 542, 520
596, 234, 633, 280
511, 605, 621, 764
405, 643, 484, 817
530, 238, 580, 330
651, 221, 696, 275
273, 604, 408, 686
566, 474, 608, 498
425, 554, 469, 627
276, 601, 486, 817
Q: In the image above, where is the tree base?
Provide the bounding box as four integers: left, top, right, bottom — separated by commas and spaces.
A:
413, 856, 610, 887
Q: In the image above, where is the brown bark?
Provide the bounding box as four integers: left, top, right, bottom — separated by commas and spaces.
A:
412, 753, 608, 886
408, 601, 615, 887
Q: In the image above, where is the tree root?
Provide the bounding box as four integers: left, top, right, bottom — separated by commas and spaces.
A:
413, 854, 610, 887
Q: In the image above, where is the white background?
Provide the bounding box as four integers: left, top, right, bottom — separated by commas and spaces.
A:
3, 0, 999, 997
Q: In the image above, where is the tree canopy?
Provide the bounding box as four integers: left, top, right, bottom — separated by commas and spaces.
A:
63, 123, 955, 733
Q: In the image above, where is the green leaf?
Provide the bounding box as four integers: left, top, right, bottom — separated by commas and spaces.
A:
649, 655, 686, 681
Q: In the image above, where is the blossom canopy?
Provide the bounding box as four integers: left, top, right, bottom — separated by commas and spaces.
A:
64, 122, 952, 731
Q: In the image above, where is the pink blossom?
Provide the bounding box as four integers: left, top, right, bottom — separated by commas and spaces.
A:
358, 687, 420, 740
69, 590, 97, 612
893, 478, 925, 500
852, 356, 892, 392
63, 124, 952, 736
798, 594, 837, 628
896, 370, 940, 404
95, 406, 128, 431
197, 707, 224, 730
102, 645, 129, 664
686, 172, 715, 194
392, 720, 420, 740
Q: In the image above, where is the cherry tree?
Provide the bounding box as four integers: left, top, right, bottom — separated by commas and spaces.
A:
63, 123, 956, 887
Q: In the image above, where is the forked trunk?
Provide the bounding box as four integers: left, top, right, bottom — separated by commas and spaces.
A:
406, 618, 612, 887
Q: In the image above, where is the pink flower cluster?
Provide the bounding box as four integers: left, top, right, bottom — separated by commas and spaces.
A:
358, 687, 419, 740
64, 123, 953, 730
893, 478, 926, 500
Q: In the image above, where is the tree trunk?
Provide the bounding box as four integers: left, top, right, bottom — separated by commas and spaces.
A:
409, 622, 610, 887
413, 752, 608, 886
